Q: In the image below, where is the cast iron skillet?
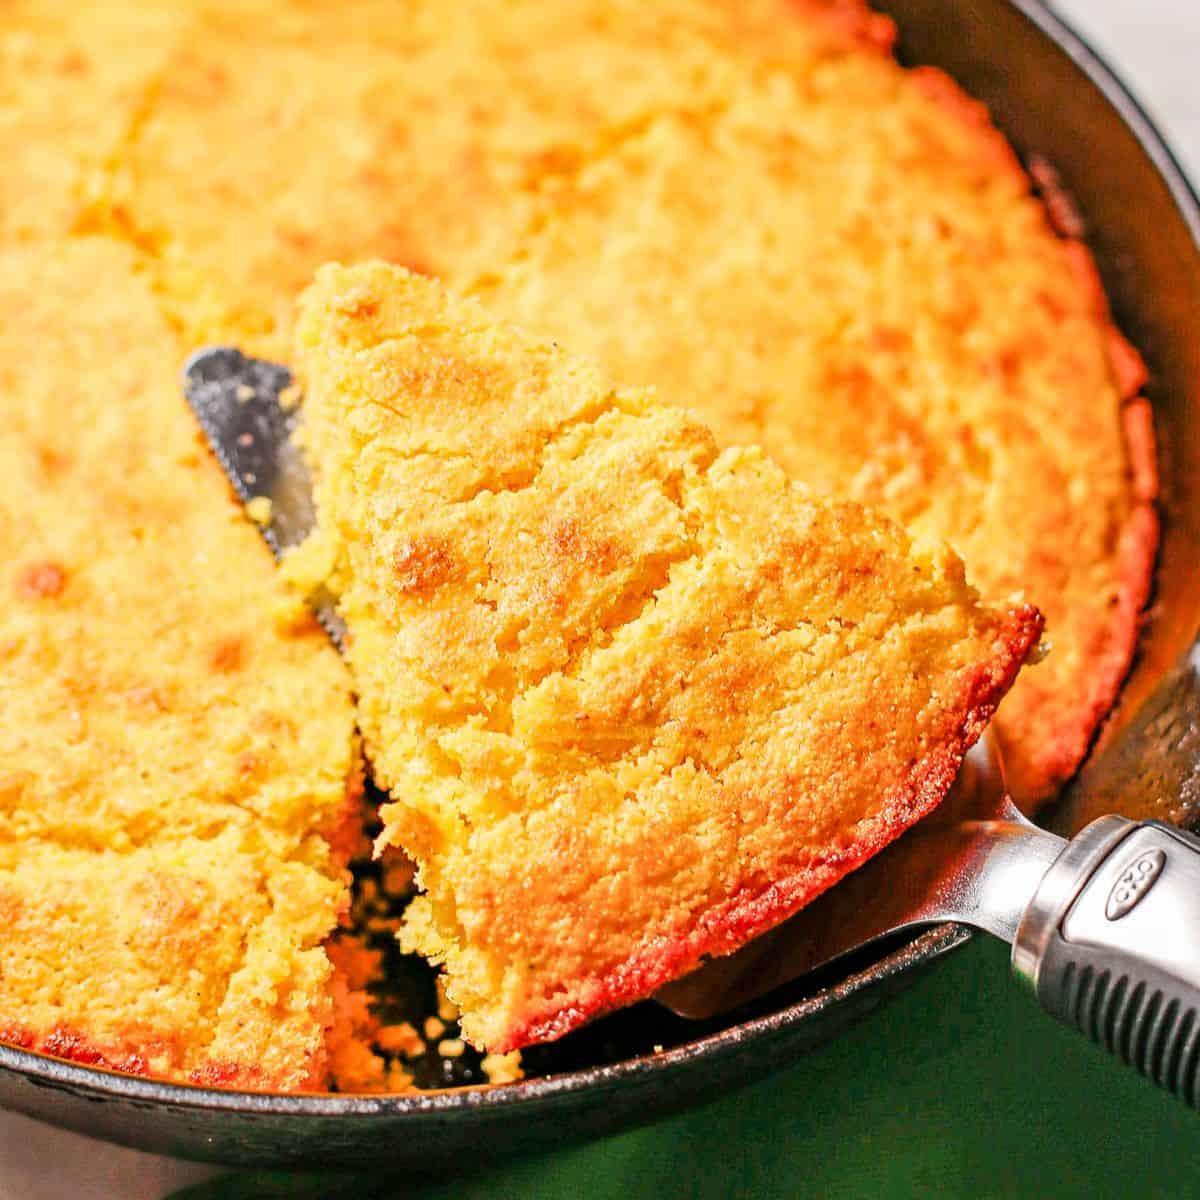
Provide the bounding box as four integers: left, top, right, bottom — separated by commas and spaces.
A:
3, 0, 1199, 1168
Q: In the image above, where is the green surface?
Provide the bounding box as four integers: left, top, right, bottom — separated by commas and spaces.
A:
182, 936, 1199, 1199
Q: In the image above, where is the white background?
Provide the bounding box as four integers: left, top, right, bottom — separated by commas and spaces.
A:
1, 2, 1196, 1197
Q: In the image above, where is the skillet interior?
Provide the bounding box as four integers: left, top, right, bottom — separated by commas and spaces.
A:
2, 0, 1198, 1168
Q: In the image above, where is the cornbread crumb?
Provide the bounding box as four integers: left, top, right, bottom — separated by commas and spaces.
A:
387, 1061, 416, 1091
436, 977, 460, 1024
279, 382, 303, 412
296, 263, 1041, 1051
271, 594, 320, 637
245, 496, 274, 526
376, 1022, 424, 1059
437, 1038, 466, 1059
423, 1017, 446, 1043
482, 1052, 525, 1086
282, 527, 341, 598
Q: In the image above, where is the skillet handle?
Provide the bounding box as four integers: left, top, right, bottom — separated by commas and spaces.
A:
1012, 815, 1200, 1107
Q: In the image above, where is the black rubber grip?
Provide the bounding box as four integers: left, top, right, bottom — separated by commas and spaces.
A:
1038, 936, 1200, 1106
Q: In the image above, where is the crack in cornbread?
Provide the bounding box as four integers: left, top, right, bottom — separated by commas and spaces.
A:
290, 263, 1043, 1050
0, 239, 359, 1089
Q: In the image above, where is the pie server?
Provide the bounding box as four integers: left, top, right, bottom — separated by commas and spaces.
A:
185, 345, 1200, 1111
657, 746, 1200, 1115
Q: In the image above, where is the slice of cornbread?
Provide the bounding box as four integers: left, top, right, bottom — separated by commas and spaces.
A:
291, 263, 1043, 1051
0, 238, 359, 1089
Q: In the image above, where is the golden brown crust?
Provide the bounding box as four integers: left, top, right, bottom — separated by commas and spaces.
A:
501, 603, 1039, 1050
6, 1024, 320, 1094
909, 66, 1027, 176
786, 0, 897, 55
294, 263, 1041, 1050
1123, 399, 1159, 505
970, 167, 1157, 798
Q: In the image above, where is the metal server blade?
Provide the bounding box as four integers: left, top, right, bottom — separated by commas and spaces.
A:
181, 346, 347, 650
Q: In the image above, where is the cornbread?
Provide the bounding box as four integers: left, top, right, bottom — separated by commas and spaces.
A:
0, 0, 1156, 1086
0, 239, 359, 1089
291, 263, 1042, 1050
47, 0, 1152, 805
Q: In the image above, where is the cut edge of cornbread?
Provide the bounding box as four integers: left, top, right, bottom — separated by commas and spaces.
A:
290, 261, 1043, 1052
